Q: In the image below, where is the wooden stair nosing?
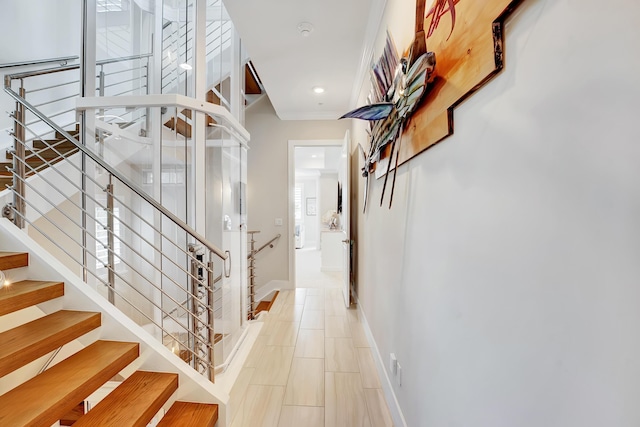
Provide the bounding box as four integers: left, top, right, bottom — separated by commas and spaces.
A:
0, 251, 28, 270
0, 310, 101, 378
0, 340, 139, 427
157, 401, 219, 427
0, 280, 64, 317
73, 371, 178, 427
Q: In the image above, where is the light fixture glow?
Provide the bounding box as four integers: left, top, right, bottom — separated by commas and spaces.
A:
313, 86, 325, 94
0, 270, 7, 290
179, 63, 192, 71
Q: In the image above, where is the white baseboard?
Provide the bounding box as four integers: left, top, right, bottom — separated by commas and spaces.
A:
254, 279, 291, 302
355, 295, 407, 427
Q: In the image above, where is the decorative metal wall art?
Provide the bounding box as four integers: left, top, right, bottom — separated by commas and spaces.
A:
342, 0, 525, 211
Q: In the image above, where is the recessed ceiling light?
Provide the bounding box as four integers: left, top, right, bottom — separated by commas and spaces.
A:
311, 154, 317, 158
297, 22, 314, 37
313, 86, 325, 94
179, 63, 192, 70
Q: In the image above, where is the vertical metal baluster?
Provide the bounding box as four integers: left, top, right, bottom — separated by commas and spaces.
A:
207, 251, 215, 382
188, 244, 199, 370
98, 65, 105, 157
13, 82, 26, 228
145, 58, 150, 136
247, 230, 259, 319
106, 176, 115, 304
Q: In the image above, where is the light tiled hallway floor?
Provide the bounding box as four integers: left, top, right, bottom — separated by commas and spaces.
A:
230, 250, 395, 427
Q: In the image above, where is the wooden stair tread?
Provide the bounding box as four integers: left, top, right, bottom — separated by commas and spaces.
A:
0, 340, 139, 427
0, 251, 28, 270
157, 401, 218, 427
74, 371, 178, 427
254, 290, 280, 316
0, 310, 101, 377
33, 139, 78, 150
164, 117, 192, 138
255, 301, 270, 314
8, 147, 78, 161
60, 402, 85, 426
0, 280, 64, 316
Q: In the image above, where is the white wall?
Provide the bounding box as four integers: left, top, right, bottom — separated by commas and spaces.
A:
319, 172, 338, 227
297, 176, 319, 248
352, 0, 640, 426
245, 96, 349, 288
0, 0, 81, 133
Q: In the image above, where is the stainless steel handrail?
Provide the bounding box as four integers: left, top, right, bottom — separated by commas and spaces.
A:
5, 99, 225, 381
3, 85, 228, 261
250, 233, 281, 258
0, 55, 79, 69
4, 52, 152, 82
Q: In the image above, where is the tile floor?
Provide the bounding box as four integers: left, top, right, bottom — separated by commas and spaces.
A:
229, 249, 395, 427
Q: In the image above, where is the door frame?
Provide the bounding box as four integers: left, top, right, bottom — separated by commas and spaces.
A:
287, 139, 343, 288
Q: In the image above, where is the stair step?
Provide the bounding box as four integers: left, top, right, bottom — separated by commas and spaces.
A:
164, 117, 192, 138
55, 123, 81, 139
180, 108, 217, 126
157, 401, 219, 427
0, 251, 28, 270
0, 280, 64, 316
0, 340, 139, 427
74, 371, 178, 427
0, 310, 101, 377
254, 290, 280, 317
33, 139, 78, 150
60, 402, 85, 426
8, 146, 78, 161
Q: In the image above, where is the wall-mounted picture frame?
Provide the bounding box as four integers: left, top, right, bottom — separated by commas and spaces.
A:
306, 197, 317, 216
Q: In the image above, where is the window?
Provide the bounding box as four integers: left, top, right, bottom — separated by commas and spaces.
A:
95, 206, 121, 269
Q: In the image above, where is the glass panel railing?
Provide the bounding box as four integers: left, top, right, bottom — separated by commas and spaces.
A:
81, 102, 247, 371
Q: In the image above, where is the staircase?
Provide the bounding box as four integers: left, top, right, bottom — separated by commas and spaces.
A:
0, 124, 80, 190
163, 62, 263, 138
0, 251, 219, 426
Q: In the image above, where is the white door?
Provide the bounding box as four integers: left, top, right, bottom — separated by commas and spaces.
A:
340, 131, 351, 307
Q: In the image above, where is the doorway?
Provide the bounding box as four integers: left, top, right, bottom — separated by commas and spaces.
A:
288, 140, 343, 290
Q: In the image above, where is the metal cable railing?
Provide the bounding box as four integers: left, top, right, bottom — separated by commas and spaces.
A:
4, 53, 151, 145
3, 78, 231, 382
247, 232, 281, 319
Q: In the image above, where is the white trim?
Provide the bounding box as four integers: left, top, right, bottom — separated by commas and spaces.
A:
76, 94, 250, 145
355, 293, 408, 427
348, 0, 388, 110
287, 139, 343, 286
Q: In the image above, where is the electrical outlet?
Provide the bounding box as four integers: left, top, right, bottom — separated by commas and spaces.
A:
389, 353, 397, 375
396, 362, 402, 386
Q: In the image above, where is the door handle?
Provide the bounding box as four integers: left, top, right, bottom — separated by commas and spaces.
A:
342, 239, 350, 244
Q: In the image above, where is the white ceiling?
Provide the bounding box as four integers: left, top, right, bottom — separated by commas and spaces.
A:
295, 146, 342, 175
223, 0, 379, 120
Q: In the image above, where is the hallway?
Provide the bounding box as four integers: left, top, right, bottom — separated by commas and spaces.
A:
229, 251, 394, 426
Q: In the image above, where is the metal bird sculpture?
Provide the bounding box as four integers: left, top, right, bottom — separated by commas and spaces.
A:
340, 0, 459, 211
340, 34, 436, 210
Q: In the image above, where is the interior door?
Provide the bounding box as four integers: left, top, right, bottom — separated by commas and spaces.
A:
340, 131, 351, 307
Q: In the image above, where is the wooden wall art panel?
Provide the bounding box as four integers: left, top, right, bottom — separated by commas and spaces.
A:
398, 0, 525, 165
